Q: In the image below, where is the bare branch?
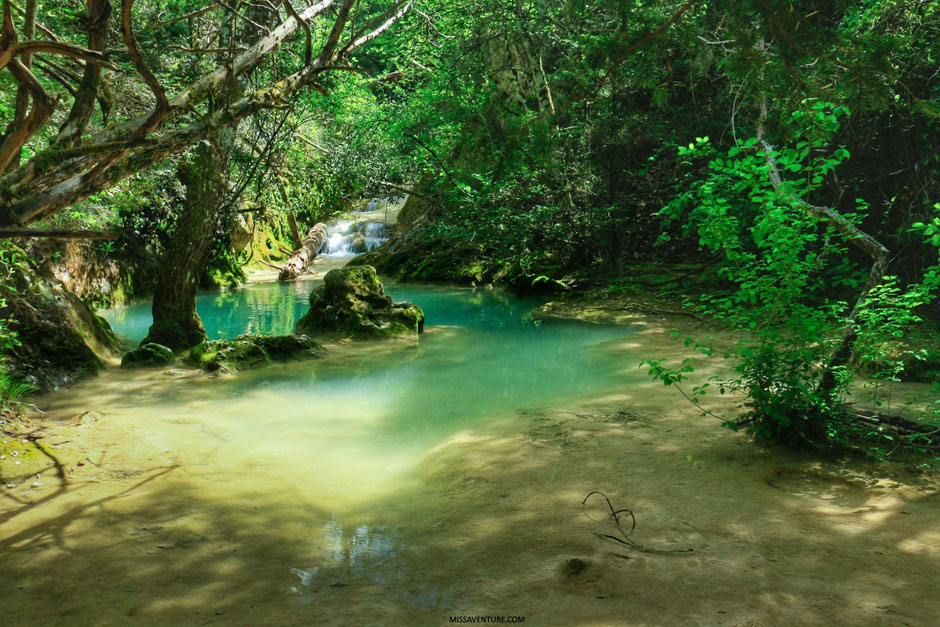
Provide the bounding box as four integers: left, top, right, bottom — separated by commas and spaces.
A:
166, 45, 248, 54
0, 228, 116, 239
0, 58, 57, 172
34, 57, 78, 95
0, 0, 336, 200
0, 0, 410, 228
54, 0, 112, 148
138, 3, 220, 34
0, 0, 34, 172
219, 0, 269, 35
282, 0, 311, 64
121, 0, 168, 125
344, 0, 411, 53
82, 0, 166, 180
11, 39, 117, 68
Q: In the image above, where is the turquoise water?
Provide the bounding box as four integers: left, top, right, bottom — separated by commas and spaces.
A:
13, 273, 643, 621
100, 277, 635, 445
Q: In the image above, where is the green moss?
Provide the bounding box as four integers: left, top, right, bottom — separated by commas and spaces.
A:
142, 318, 207, 352
205, 268, 241, 290
295, 266, 424, 339
184, 333, 326, 372
121, 343, 175, 368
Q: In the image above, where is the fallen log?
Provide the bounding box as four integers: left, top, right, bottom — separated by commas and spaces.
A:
278, 222, 327, 281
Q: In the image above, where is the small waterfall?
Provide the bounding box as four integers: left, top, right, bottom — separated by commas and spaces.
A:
319, 219, 389, 256
315, 193, 405, 257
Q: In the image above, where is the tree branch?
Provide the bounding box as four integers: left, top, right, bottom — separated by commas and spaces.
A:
282, 0, 311, 64
0, 228, 116, 239
138, 3, 220, 34
754, 90, 889, 394
54, 0, 112, 148
0, 0, 411, 228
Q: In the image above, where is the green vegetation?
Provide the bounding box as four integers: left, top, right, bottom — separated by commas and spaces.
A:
0, 0, 937, 459
0, 244, 31, 409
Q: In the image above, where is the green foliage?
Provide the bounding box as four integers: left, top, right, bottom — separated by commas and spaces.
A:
651, 107, 940, 451
0, 244, 33, 407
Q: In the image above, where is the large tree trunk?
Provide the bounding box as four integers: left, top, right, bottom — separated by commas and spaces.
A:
143, 141, 224, 350
278, 223, 327, 281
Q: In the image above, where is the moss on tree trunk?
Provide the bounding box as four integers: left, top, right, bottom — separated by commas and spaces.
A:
143, 141, 224, 350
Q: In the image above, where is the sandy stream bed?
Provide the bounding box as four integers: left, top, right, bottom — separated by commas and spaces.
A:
1, 304, 938, 626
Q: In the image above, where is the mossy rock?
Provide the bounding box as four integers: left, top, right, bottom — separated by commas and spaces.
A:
0, 243, 119, 391
295, 266, 424, 340
185, 333, 326, 372
121, 343, 175, 369
247, 334, 327, 361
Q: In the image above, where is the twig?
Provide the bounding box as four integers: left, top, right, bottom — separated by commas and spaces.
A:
257, 259, 282, 271
672, 383, 727, 423
582, 491, 693, 554
138, 4, 221, 34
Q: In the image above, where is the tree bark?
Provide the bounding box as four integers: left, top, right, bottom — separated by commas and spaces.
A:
0, 0, 34, 172
142, 141, 224, 350
278, 223, 327, 281
54, 0, 111, 147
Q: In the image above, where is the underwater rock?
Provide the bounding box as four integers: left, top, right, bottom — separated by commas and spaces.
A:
562, 558, 588, 578
185, 333, 326, 372
121, 343, 175, 368
294, 266, 424, 339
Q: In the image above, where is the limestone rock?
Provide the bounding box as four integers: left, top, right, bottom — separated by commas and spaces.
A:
185, 333, 326, 372
294, 266, 424, 339
231, 213, 254, 252
121, 343, 175, 368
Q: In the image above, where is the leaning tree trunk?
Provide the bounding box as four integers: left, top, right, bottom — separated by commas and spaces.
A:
143, 140, 224, 350
278, 223, 327, 281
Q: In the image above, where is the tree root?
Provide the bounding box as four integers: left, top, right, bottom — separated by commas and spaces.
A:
846, 407, 940, 453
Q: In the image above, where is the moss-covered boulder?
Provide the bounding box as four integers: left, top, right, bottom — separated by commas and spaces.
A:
295, 266, 424, 339
121, 343, 175, 368
0, 243, 118, 391
185, 333, 326, 372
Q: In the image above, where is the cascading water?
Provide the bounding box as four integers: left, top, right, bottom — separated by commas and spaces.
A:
319, 219, 389, 255
318, 195, 401, 256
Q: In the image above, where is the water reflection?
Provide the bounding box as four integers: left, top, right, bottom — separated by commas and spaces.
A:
290, 519, 452, 608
